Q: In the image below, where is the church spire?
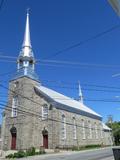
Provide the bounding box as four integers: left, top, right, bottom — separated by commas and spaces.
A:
22, 9, 31, 48
19, 9, 33, 57
14, 11, 39, 82
78, 81, 83, 103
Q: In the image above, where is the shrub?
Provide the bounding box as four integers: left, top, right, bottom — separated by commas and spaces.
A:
72, 144, 101, 151
85, 144, 101, 148
13, 150, 25, 158
26, 147, 36, 156
6, 153, 14, 158
6, 146, 46, 159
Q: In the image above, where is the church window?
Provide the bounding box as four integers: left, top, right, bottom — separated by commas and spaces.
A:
95, 123, 98, 139
19, 59, 23, 68
24, 61, 29, 67
29, 60, 33, 66
61, 115, 66, 139
11, 96, 18, 117
14, 81, 19, 88
82, 119, 86, 139
100, 124, 103, 138
42, 104, 48, 120
73, 117, 77, 139
88, 121, 92, 139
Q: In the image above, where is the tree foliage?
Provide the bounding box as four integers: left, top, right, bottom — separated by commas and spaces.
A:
107, 121, 120, 145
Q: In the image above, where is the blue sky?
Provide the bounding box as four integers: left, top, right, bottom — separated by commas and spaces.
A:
0, 0, 120, 122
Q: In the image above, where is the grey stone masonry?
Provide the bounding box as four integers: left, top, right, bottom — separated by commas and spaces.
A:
1, 77, 113, 150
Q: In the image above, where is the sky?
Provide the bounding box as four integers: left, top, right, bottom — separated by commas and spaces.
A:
0, 0, 120, 123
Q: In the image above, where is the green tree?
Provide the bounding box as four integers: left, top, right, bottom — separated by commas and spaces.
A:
107, 121, 120, 145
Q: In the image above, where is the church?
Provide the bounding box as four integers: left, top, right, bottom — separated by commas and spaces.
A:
1, 12, 113, 150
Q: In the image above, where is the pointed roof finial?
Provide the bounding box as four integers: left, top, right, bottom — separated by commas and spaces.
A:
78, 81, 83, 103
27, 8, 30, 15
22, 8, 31, 48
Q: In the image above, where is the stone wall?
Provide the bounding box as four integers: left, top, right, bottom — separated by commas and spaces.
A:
1, 77, 113, 150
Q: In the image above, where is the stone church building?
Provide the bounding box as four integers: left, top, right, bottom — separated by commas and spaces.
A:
1, 12, 113, 150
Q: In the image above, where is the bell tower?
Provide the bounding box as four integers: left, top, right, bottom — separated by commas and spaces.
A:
2, 11, 41, 151
14, 10, 39, 81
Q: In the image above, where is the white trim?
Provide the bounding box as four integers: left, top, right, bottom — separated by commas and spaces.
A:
61, 115, 66, 140
11, 96, 18, 117
82, 120, 86, 139
88, 122, 92, 139
42, 104, 48, 120
73, 118, 77, 140
95, 123, 98, 139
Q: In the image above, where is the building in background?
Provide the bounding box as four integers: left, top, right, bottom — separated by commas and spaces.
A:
1, 12, 113, 150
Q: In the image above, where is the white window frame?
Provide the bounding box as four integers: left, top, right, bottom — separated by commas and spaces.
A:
73, 117, 77, 140
88, 121, 92, 139
82, 120, 86, 139
100, 125, 103, 138
42, 104, 48, 120
61, 115, 66, 140
95, 123, 98, 139
11, 96, 18, 117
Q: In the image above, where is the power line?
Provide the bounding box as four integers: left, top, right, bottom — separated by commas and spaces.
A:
0, 102, 103, 132
1, 55, 120, 71
0, 83, 49, 107
2, 93, 120, 103
0, 57, 118, 70
1, 55, 120, 70
37, 59, 120, 69
43, 24, 120, 59
42, 79, 120, 90
43, 84, 120, 93
1, 79, 120, 94
1, 82, 120, 106
0, 55, 17, 59
0, 59, 16, 63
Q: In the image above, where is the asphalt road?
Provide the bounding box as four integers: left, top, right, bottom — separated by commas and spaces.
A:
17, 147, 114, 160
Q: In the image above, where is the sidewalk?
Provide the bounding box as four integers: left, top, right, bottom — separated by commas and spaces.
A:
0, 147, 116, 160
101, 157, 114, 160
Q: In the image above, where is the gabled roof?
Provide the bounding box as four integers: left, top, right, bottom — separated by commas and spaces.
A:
102, 123, 112, 131
35, 85, 102, 120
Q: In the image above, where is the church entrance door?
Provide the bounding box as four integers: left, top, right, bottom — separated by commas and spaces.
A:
42, 128, 48, 149
10, 127, 17, 150
43, 134, 48, 149
11, 133, 16, 150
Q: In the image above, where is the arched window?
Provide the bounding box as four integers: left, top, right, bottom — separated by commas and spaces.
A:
88, 121, 92, 139
42, 104, 48, 120
100, 124, 103, 138
19, 59, 23, 68
11, 96, 18, 117
73, 117, 77, 140
61, 115, 66, 139
82, 119, 86, 139
95, 123, 98, 139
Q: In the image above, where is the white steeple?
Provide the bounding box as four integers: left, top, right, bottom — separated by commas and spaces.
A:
14, 10, 39, 82
78, 81, 83, 103
19, 9, 34, 58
